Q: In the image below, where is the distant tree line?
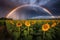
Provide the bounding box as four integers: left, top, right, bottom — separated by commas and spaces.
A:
0, 17, 12, 20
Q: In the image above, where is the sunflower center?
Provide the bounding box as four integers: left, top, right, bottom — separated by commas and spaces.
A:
44, 25, 48, 29
27, 23, 29, 25
18, 23, 20, 25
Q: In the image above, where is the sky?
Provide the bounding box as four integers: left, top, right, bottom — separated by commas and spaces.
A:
0, 0, 60, 18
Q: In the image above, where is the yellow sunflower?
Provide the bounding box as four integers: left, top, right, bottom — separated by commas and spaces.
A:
51, 23, 57, 27
57, 20, 60, 24
9, 20, 14, 25
46, 20, 50, 22
42, 23, 50, 32
31, 21, 36, 25
52, 20, 56, 23
25, 21, 30, 27
16, 22, 22, 27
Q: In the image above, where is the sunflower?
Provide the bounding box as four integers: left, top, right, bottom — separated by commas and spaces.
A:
45, 20, 50, 22
25, 21, 30, 27
16, 22, 22, 27
42, 23, 50, 32
9, 20, 14, 25
46, 20, 50, 22
52, 20, 56, 23
57, 20, 60, 24
31, 21, 36, 25
51, 23, 57, 27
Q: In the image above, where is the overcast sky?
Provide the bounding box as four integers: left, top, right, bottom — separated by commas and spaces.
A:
0, 0, 60, 18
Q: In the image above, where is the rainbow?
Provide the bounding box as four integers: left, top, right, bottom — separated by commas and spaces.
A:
6, 4, 55, 19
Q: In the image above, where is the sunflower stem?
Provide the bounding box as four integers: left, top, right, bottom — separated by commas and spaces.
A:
28, 27, 29, 35
43, 32, 46, 40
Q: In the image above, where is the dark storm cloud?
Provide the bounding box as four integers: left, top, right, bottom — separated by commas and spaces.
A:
45, 0, 60, 16
0, 0, 60, 18
0, 0, 29, 17
0, 0, 18, 17
52, 0, 60, 16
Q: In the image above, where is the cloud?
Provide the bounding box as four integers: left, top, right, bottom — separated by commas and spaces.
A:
31, 16, 60, 19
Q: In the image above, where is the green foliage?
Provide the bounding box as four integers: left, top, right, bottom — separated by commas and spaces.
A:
4, 20, 60, 40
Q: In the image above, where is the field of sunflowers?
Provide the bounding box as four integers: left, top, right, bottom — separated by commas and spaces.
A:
0, 20, 60, 40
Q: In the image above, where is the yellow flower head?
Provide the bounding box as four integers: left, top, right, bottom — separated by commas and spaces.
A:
25, 21, 30, 27
45, 20, 50, 22
31, 21, 36, 25
42, 23, 50, 32
57, 20, 60, 24
52, 20, 56, 23
46, 20, 50, 22
51, 23, 56, 27
9, 20, 14, 25
16, 22, 22, 27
